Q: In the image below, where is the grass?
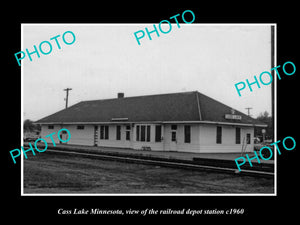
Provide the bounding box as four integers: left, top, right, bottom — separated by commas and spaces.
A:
23, 152, 274, 194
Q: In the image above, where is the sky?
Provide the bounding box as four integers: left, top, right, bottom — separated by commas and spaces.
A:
22, 24, 274, 121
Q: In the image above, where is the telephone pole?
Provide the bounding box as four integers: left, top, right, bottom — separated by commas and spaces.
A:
245, 107, 252, 117
63, 88, 72, 109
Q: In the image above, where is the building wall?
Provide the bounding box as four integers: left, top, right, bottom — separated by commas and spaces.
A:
131, 124, 164, 151
97, 125, 132, 149
40, 123, 254, 153
67, 125, 94, 146
41, 124, 94, 146
199, 124, 254, 153
162, 124, 200, 153
40, 124, 61, 144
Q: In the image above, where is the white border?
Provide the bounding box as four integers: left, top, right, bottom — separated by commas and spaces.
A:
21, 23, 277, 196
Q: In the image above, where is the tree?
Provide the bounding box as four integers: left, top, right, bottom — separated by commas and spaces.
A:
257, 111, 270, 119
255, 111, 274, 142
23, 119, 41, 132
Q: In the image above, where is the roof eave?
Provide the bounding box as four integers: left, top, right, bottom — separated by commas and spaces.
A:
35, 120, 267, 127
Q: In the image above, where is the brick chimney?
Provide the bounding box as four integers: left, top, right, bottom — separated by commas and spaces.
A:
117, 92, 124, 98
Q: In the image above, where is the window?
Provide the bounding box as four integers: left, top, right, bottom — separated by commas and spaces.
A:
171, 125, 177, 130
246, 133, 251, 144
136, 125, 151, 142
146, 125, 151, 142
105, 126, 109, 139
100, 126, 104, 139
48, 125, 54, 129
126, 125, 130, 140
171, 131, 177, 142
141, 125, 146, 142
116, 125, 121, 140
236, 127, 241, 144
184, 125, 191, 143
155, 125, 162, 142
136, 125, 140, 141
216, 126, 222, 144
100, 125, 109, 140
77, 125, 84, 130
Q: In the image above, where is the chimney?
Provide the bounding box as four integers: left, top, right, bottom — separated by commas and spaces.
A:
117, 92, 124, 98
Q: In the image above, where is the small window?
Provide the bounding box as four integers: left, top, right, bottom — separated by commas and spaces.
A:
136, 125, 140, 141
236, 127, 241, 144
104, 126, 109, 140
77, 125, 84, 130
246, 133, 251, 144
141, 125, 146, 142
155, 125, 162, 142
171, 125, 177, 130
184, 125, 191, 143
116, 125, 121, 140
171, 131, 177, 142
48, 125, 54, 129
146, 125, 151, 142
216, 126, 222, 144
126, 125, 130, 140
136, 125, 151, 142
126, 131, 130, 140
100, 125, 109, 140
100, 126, 104, 139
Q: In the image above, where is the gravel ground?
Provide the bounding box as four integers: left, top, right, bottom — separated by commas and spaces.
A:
23, 152, 274, 194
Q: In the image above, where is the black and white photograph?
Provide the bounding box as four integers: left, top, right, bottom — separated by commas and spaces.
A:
21, 24, 275, 195
4, 4, 298, 221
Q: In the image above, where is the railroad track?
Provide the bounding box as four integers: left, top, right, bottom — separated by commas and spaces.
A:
43, 148, 274, 178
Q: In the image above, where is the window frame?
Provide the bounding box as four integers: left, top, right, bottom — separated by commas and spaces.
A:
126, 125, 130, 141
116, 125, 121, 140
155, 125, 162, 142
136, 125, 140, 141
100, 125, 109, 140
184, 125, 191, 143
216, 126, 222, 144
136, 124, 151, 142
140, 125, 146, 142
235, 127, 241, 144
77, 125, 85, 130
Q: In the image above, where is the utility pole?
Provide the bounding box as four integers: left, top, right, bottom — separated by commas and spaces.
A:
63, 88, 72, 109
245, 107, 252, 117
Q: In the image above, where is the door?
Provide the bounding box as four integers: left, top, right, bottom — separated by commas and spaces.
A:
59, 130, 69, 144
170, 130, 177, 151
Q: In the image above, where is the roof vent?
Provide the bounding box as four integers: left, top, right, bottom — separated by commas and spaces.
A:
118, 92, 124, 98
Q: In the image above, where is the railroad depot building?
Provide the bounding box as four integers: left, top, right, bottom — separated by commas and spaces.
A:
35, 91, 266, 153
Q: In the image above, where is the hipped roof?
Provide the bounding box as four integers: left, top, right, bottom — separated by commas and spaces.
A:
35, 91, 266, 127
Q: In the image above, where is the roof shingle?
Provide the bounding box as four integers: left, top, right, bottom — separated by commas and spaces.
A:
35, 91, 265, 126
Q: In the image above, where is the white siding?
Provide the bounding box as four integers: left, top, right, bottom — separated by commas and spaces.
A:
40, 123, 255, 153
67, 125, 94, 146
97, 125, 132, 149
199, 124, 254, 153
162, 124, 201, 153
41, 125, 94, 146
132, 124, 164, 151
40, 125, 61, 145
